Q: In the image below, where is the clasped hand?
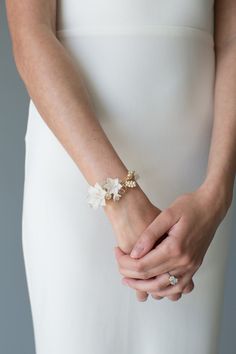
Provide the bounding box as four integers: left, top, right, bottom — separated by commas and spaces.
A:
110, 184, 227, 302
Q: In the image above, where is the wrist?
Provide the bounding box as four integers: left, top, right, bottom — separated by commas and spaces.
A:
103, 183, 159, 253
198, 175, 234, 219
103, 183, 149, 216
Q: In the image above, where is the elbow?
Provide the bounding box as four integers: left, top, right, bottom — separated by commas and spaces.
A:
11, 33, 31, 81
10, 26, 56, 81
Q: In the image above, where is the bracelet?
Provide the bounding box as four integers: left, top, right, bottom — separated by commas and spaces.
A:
86, 170, 139, 209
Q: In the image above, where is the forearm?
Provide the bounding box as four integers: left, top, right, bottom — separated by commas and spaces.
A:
13, 26, 130, 186
202, 41, 236, 211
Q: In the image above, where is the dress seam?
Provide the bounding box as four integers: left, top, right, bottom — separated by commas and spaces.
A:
56, 24, 214, 45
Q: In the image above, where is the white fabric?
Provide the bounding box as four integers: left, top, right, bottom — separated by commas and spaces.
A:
22, 1, 234, 353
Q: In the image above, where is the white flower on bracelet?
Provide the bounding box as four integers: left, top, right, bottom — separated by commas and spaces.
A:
87, 177, 123, 209
87, 183, 107, 209
103, 177, 123, 199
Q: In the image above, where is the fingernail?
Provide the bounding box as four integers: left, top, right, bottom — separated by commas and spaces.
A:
130, 246, 144, 258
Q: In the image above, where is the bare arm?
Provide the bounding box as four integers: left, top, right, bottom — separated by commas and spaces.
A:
113, 0, 236, 302
203, 0, 236, 212
7, 0, 147, 196
5, 0, 161, 259
6, 0, 124, 185
5, 0, 149, 213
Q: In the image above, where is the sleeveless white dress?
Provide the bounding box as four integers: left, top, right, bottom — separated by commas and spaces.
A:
22, 1, 234, 353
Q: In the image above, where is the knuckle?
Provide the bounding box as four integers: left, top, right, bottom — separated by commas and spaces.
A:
134, 259, 145, 273
188, 258, 200, 271
133, 260, 150, 278
189, 260, 197, 270
181, 253, 192, 267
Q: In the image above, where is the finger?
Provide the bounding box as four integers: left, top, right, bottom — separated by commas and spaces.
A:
119, 260, 172, 280
136, 290, 149, 302
127, 242, 194, 280
166, 293, 182, 301
165, 267, 195, 294
182, 279, 195, 294
119, 244, 178, 279
122, 273, 171, 292
130, 208, 180, 259
155, 272, 193, 297
118, 240, 173, 278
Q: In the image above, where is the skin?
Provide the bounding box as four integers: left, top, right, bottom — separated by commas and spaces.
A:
6, 0, 235, 304
114, 0, 236, 301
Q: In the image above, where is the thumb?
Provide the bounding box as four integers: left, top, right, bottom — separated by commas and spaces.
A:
130, 209, 176, 259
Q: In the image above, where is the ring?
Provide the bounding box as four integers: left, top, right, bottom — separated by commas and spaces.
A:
168, 272, 178, 286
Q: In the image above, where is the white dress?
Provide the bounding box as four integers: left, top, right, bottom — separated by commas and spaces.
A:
22, 1, 235, 353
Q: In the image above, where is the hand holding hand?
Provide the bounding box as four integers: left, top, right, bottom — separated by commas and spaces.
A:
114, 182, 230, 301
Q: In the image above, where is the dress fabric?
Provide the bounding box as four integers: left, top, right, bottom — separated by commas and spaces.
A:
22, 1, 234, 353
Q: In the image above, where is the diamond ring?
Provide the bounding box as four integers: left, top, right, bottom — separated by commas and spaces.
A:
168, 272, 178, 286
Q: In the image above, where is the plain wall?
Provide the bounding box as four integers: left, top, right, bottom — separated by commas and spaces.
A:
0, 2, 235, 353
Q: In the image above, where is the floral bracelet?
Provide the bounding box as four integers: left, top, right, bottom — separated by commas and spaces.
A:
86, 170, 139, 209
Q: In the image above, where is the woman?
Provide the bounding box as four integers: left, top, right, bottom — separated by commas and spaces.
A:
6, 0, 235, 353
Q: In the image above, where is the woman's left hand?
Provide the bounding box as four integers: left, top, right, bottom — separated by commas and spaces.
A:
114, 182, 231, 300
